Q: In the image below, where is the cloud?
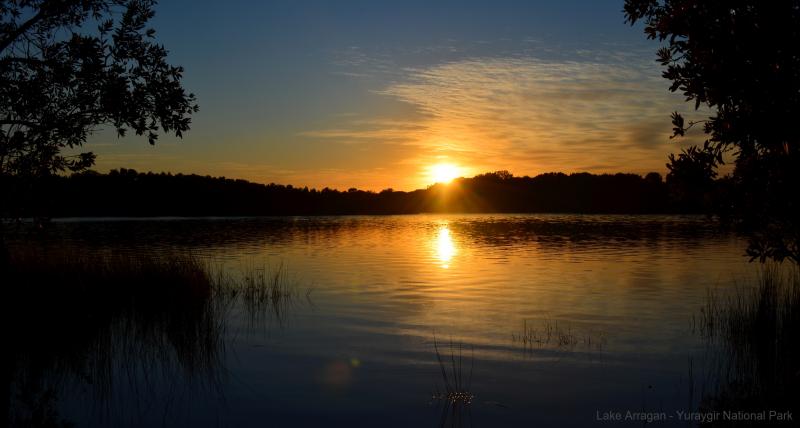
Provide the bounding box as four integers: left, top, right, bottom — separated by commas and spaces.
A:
299, 120, 428, 143
308, 52, 706, 179
329, 46, 402, 80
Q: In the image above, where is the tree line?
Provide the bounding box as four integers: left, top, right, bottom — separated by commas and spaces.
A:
1, 169, 722, 218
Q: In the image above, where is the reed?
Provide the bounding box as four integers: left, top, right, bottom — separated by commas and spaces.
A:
696, 264, 800, 418
212, 260, 310, 327
2, 245, 308, 427
512, 319, 605, 353
431, 336, 474, 428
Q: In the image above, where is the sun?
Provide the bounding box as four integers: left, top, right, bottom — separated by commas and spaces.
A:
428, 163, 462, 184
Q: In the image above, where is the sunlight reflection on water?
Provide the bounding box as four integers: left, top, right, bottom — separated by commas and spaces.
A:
20, 214, 760, 427
434, 224, 456, 268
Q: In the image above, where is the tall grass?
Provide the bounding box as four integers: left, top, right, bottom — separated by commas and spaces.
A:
212, 261, 310, 328
512, 319, 606, 354
696, 264, 799, 419
2, 246, 307, 427
431, 336, 474, 428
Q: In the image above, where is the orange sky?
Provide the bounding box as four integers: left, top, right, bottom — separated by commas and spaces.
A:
76, 2, 710, 191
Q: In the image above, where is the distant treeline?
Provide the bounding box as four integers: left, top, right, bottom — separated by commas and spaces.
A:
1, 169, 714, 217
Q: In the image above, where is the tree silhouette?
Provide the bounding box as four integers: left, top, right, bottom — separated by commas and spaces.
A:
0, 0, 197, 179
625, 0, 800, 262
2, 169, 680, 217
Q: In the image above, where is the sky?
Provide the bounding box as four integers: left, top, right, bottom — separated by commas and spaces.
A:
82, 0, 705, 191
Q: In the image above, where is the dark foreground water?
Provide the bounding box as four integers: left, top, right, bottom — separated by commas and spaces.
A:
8, 215, 759, 427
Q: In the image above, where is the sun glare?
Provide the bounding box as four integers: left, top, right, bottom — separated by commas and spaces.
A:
428, 163, 461, 184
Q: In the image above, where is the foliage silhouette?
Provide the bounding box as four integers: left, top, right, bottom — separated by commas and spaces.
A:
1, 168, 697, 217
0, 0, 197, 180
625, 0, 800, 262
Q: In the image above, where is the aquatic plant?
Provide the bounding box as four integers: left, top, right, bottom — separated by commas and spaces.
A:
431, 336, 474, 428
512, 319, 605, 353
432, 337, 474, 405
695, 264, 799, 422
211, 260, 311, 328
2, 246, 309, 427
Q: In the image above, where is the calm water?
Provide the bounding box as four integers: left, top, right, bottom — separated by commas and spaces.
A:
15, 215, 756, 427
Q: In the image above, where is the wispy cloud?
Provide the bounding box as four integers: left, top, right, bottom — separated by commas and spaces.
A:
299, 120, 428, 143
329, 46, 402, 79
86, 48, 710, 191
308, 52, 706, 182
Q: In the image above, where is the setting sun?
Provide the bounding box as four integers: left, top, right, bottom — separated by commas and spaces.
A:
428, 163, 462, 184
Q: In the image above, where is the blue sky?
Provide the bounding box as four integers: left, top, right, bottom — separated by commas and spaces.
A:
84, 0, 702, 190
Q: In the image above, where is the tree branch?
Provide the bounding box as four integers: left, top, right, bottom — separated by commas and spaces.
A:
0, 56, 46, 66
0, 119, 41, 128
0, 9, 46, 54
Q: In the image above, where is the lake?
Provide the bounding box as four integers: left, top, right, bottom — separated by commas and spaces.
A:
9, 214, 757, 427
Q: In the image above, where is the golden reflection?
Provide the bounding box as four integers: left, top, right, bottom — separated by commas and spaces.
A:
435, 225, 456, 268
